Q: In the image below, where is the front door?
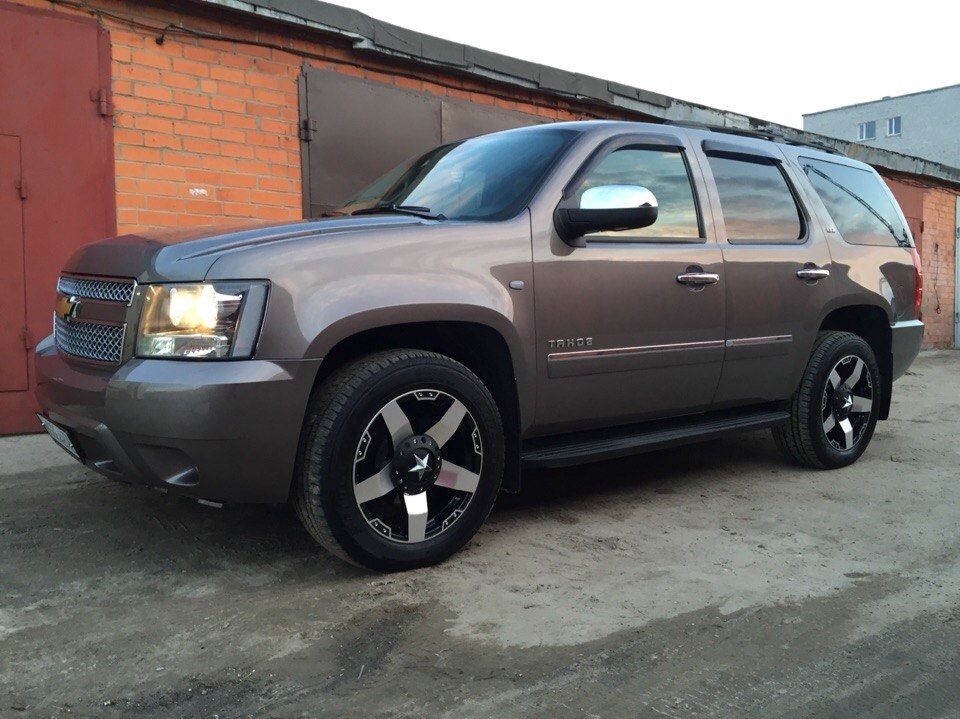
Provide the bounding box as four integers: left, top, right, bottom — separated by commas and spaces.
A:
532, 134, 725, 435
693, 141, 834, 406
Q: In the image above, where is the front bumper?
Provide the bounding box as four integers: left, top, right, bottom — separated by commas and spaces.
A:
34, 335, 321, 503
890, 319, 924, 381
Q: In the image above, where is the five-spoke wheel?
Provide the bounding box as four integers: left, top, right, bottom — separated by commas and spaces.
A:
774, 331, 881, 469
295, 350, 503, 571
821, 355, 874, 452
353, 390, 483, 543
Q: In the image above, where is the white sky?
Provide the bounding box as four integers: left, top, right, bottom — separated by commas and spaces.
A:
330, 0, 959, 128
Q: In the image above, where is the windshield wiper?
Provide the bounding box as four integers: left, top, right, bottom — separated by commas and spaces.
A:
351, 204, 446, 221
806, 166, 911, 247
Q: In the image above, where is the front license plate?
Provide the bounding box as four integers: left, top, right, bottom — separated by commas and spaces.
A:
37, 415, 81, 461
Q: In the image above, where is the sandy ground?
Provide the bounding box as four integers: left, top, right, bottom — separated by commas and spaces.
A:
1, 351, 958, 718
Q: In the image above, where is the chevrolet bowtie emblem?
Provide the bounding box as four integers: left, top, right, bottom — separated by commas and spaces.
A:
56, 295, 80, 322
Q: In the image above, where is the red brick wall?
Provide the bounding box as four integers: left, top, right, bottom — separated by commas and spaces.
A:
918, 188, 957, 347
109, 26, 302, 229
10, 0, 959, 350
886, 176, 957, 348
11, 0, 628, 234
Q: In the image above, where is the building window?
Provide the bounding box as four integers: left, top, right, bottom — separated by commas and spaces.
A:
857, 121, 876, 141
887, 116, 902, 136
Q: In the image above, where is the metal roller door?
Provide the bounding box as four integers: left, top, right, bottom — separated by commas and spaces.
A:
298, 68, 545, 216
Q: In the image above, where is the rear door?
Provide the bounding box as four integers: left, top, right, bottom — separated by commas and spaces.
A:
532, 132, 725, 434
693, 139, 833, 406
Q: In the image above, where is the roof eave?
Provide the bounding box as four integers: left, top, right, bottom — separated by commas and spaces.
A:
188, 0, 960, 188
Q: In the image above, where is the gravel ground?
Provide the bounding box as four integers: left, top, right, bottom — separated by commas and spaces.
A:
1, 351, 958, 718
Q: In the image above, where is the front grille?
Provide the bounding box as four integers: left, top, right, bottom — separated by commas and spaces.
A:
54, 316, 125, 364
57, 276, 136, 304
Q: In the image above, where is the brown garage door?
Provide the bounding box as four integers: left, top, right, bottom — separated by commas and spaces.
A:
0, 5, 116, 434
299, 68, 545, 216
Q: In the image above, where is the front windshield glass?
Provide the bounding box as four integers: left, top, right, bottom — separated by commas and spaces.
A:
338, 128, 579, 221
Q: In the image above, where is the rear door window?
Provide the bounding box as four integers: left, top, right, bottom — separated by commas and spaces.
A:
706, 155, 804, 243
800, 158, 912, 247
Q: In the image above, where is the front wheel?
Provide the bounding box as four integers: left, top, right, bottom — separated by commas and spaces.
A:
773, 331, 881, 469
294, 350, 504, 571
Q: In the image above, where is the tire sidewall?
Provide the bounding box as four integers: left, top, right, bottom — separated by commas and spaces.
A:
806, 335, 881, 468
309, 357, 503, 571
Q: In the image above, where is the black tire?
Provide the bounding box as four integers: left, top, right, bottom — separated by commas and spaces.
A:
773, 331, 882, 469
294, 349, 504, 571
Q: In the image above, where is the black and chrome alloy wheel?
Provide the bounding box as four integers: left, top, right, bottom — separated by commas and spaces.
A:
353, 389, 483, 543
820, 354, 874, 452
295, 349, 504, 571
773, 331, 881, 470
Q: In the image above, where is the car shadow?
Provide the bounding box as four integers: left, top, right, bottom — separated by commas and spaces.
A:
495, 429, 789, 516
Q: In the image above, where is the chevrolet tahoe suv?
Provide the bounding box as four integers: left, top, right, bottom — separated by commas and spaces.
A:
35, 121, 924, 571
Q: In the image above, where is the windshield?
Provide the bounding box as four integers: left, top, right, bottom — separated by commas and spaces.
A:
337, 128, 579, 221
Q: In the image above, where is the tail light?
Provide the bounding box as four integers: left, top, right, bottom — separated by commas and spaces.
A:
910, 248, 923, 320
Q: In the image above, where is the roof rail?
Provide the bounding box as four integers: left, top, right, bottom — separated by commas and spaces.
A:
662, 120, 843, 155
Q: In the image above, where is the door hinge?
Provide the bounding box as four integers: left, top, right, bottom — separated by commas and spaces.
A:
20, 326, 35, 350
15, 177, 26, 200
299, 118, 317, 142
90, 88, 114, 117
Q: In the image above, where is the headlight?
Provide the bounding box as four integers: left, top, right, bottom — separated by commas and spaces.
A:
136, 281, 269, 359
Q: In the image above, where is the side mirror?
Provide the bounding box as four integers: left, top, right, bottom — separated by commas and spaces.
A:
554, 185, 659, 244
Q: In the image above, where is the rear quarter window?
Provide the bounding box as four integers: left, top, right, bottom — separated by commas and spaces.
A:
800, 158, 912, 247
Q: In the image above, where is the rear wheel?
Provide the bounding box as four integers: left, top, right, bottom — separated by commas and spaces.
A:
294, 349, 504, 571
773, 331, 881, 469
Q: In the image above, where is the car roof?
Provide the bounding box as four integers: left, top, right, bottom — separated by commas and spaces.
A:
521, 119, 868, 171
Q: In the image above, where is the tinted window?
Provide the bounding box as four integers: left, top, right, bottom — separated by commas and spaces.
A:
338, 128, 578, 221
576, 147, 701, 239
801, 158, 911, 247
707, 156, 803, 243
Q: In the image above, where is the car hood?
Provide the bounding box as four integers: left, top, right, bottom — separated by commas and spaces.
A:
63, 215, 427, 282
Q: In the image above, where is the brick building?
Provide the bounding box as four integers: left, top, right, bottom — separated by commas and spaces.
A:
1, 0, 957, 433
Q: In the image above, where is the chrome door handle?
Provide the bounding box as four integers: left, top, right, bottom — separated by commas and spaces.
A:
676, 272, 720, 286
796, 267, 830, 281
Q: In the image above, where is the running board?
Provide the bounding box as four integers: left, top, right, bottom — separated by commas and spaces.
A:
521, 406, 789, 469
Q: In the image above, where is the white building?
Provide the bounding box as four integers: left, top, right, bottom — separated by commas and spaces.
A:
803, 84, 960, 168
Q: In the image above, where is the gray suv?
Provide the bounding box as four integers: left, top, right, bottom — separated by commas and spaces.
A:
35, 121, 924, 571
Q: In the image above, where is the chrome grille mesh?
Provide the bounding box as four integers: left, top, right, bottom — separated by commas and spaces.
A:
57, 276, 135, 304
54, 316, 125, 364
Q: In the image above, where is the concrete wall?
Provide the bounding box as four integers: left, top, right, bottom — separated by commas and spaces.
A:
804, 86, 960, 168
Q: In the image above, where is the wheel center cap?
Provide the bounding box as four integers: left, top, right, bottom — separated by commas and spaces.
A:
835, 385, 854, 419
392, 434, 441, 493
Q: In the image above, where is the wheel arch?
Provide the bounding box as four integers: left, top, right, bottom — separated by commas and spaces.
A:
306, 319, 524, 493
818, 304, 893, 420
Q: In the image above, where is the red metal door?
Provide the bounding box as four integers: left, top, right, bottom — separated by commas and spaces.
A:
0, 134, 28, 392
0, 5, 116, 434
